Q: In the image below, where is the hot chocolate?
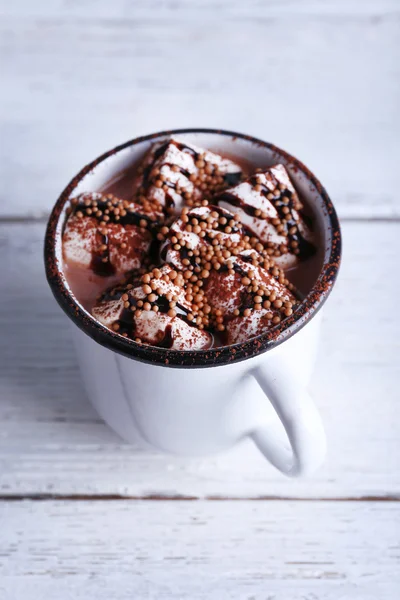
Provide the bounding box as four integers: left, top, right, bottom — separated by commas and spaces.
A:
62, 137, 320, 349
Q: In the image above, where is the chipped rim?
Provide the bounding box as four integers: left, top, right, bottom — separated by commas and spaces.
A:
44, 128, 342, 368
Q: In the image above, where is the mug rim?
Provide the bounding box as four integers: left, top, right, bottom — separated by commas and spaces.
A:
44, 128, 342, 368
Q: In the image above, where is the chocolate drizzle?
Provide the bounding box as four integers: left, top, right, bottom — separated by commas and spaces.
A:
223, 172, 242, 186
90, 231, 116, 277
219, 260, 248, 279
153, 142, 170, 161
118, 304, 137, 338
153, 295, 197, 328
179, 245, 197, 267
212, 261, 255, 322
158, 323, 174, 348
217, 191, 260, 218
239, 253, 255, 264
175, 302, 197, 327
207, 204, 242, 235
210, 204, 239, 221
250, 174, 316, 260
105, 287, 202, 348
141, 139, 198, 197
217, 176, 316, 261
161, 178, 179, 210
140, 139, 242, 212
156, 295, 206, 348
173, 140, 200, 159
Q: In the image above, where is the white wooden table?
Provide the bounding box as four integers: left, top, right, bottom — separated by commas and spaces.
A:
1, 1, 399, 598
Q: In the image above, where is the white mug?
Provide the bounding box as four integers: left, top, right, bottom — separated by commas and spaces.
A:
45, 129, 341, 477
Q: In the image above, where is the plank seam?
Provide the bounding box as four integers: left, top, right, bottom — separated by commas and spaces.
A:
0, 494, 398, 502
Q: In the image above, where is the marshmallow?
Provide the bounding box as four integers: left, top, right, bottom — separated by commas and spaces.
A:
62, 192, 161, 308
92, 264, 213, 350
204, 250, 296, 319
134, 137, 243, 214
215, 164, 316, 268
225, 308, 279, 345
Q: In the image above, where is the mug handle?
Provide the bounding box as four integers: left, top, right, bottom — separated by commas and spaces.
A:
249, 355, 326, 477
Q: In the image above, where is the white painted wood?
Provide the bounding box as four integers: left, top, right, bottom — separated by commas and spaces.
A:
3, 0, 400, 19
0, 4, 397, 593
0, 221, 399, 498
0, 5, 398, 218
0, 500, 399, 599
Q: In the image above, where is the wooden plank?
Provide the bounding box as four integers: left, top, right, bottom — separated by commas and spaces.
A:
0, 12, 398, 219
0, 500, 399, 599
0, 220, 399, 498
2, 0, 400, 18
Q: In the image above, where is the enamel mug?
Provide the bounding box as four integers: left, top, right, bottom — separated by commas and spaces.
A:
45, 129, 341, 477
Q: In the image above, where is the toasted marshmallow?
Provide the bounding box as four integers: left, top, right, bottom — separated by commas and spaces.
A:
215, 164, 316, 269
134, 137, 243, 214
62, 192, 161, 308
92, 264, 212, 350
